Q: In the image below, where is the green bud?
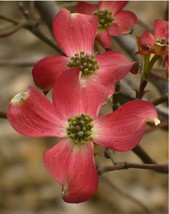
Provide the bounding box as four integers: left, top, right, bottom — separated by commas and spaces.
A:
77, 131, 84, 138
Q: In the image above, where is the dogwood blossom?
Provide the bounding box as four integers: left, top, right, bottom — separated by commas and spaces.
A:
75, 0, 137, 48
32, 8, 138, 96
137, 19, 169, 76
8, 68, 160, 203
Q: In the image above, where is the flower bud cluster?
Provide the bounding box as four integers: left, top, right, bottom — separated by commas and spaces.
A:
93, 10, 114, 30
67, 113, 94, 144
67, 52, 99, 76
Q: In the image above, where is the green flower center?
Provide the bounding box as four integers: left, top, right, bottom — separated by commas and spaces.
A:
93, 10, 114, 30
66, 114, 93, 145
67, 52, 99, 77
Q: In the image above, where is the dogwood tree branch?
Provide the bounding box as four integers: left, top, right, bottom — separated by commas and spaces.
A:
104, 147, 168, 173
0, 22, 28, 38
132, 145, 156, 164
18, 2, 62, 53
0, 13, 19, 24
151, 94, 168, 106
146, 121, 168, 133
98, 162, 168, 175
34, 1, 60, 31
0, 8, 60, 52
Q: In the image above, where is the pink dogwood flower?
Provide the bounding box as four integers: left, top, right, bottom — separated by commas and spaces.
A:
138, 19, 168, 55
137, 19, 169, 77
32, 8, 138, 96
75, 0, 138, 48
8, 68, 160, 203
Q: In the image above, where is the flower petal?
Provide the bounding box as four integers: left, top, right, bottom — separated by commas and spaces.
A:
8, 86, 66, 137
52, 8, 98, 57
99, 1, 128, 15
44, 139, 98, 203
139, 31, 155, 50
154, 19, 169, 42
108, 11, 137, 36
96, 30, 112, 49
95, 51, 136, 96
52, 68, 107, 119
93, 100, 159, 151
75, 2, 97, 14
32, 56, 69, 92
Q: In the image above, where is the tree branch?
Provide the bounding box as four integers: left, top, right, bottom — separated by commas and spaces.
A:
34, 1, 60, 31
152, 94, 168, 106
98, 162, 168, 175
132, 145, 156, 164
0, 10, 61, 52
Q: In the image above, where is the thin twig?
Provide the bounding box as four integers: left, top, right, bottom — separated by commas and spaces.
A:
18, 2, 32, 21
104, 149, 117, 164
0, 13, 19, 24
132, 145, 156, 164
0, 22, 28, 38
29, 1, 35, 18
146, 121, 168, 133
151, 94, 168, 106
34, 1, 60, 31
0, 12, 61, 52
102, 176, 152, 214
98, 162, 168, 175
24, 26, 62, 53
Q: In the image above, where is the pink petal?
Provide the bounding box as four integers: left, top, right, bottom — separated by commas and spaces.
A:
154, 19, 169, 42
75, 2, 97, 14
93, 100, 159, 151
95, 51, 136, 95
139, 31, 155, 50
8, 87, 66, 137
32, 56, 69, 92
52, 8, 98, 57
108, 11, 137, 36
52, 68, 107, 119
99, 1, 128, 15
44, 139, 98, 203
96, 30, 112, 49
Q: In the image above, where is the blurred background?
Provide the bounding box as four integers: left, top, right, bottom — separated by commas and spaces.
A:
0, 1, 168, 214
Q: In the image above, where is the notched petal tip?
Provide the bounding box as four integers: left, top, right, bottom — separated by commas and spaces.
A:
62, 183, 68, 200
147, 117, 161, 126
130, 61, 140, 74
10, 91, 29, 105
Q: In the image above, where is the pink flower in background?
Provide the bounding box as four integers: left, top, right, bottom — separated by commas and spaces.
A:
8, 68, 160, 203
75, 0, 138, 48
137, 19, 169, 77
32, 8, 138, 97
137, 19, 169, 58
